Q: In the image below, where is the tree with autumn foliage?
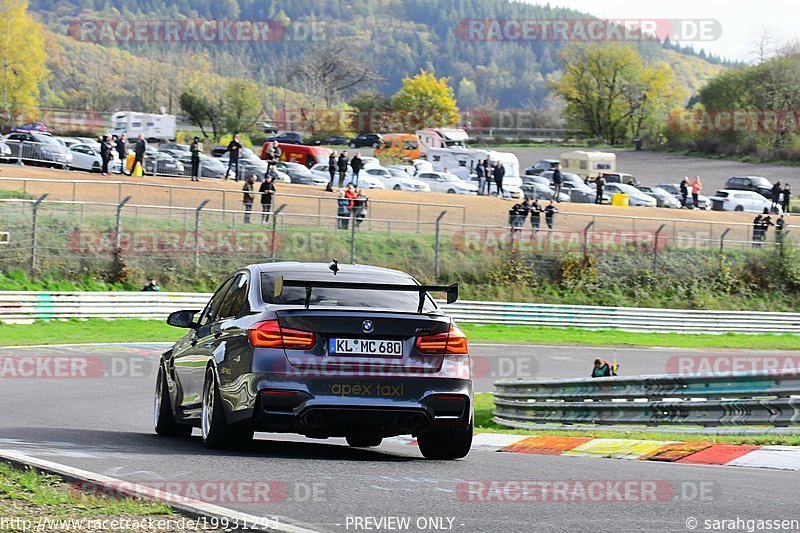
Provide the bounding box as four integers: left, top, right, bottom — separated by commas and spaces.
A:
0, 0, 47, 123
390, 70, 459, 129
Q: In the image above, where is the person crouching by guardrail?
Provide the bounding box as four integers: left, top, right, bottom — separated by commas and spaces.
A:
142, 279, 160, 291
592, 358, 618, 378
242, 175, 256, 224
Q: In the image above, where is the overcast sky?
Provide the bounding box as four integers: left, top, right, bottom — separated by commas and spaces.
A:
539, 0, 799, 62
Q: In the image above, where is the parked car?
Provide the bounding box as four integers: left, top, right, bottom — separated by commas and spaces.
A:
388, 164, 418, 176
53, 136, 82, 149
3, 131, 73, 168
144, 148, 185, 176
525, 159, 559, 176
178, 154, 227, 179
560, 180, 607, 204
158, 147, 191, 158
261, 121, 278, 134
159, 142, 191, 153
218, 147, 270, 180
281, 161, 329, 186
540, 170, 585, 189
308, 164, 386, 189
265, 132, 303, 145
724, 176, 773, 198
637, 185, 682, 208
349, 133, 382, 148
602, 183, 657, 207
658, 183, 712, 210
314, 136, 349, 146
68, 143, 121, 173
11, 122, 48, 133
601, 172, 640, 186
0, 140, 12, 163
710, 190, 782, 213
416, 171, 478, 195
363, 166, 430, 192
520, 183, 569, 202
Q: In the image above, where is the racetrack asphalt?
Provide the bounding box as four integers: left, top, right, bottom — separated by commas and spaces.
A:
1, 343, 798, 532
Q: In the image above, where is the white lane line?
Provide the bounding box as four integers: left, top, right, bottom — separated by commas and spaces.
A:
0, 448, 321, 533
0, 342, 173, 349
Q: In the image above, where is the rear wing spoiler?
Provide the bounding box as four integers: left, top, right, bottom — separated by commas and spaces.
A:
273, 277, 458, 312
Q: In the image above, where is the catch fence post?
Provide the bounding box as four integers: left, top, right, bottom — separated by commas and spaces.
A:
653, 224, 666, 273
271, 204, 287, 261
29, 194, 49, 278
434, 211, 448, 281
194, 200, 210, 274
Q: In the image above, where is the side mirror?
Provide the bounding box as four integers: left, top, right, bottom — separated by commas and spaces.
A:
167, 310, 199, 329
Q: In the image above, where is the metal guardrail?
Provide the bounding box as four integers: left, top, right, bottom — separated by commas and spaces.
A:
1, 291, 800, 333
493, 370, 800, 428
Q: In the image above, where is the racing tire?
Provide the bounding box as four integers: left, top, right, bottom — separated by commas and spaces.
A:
346, 436, 383, 448
201, 367, 254, 449
154, 364, 192, 438
393, 185, 401, 191
417, 419, 473, 460
447, 189, 456, 194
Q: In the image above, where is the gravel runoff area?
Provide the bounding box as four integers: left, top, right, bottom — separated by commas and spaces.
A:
0, 151, 798, 236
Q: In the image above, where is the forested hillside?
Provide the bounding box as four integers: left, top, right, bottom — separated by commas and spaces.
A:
29, 0, 729, 111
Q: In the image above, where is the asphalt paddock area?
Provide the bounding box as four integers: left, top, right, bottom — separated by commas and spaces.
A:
1, 343, 798, 532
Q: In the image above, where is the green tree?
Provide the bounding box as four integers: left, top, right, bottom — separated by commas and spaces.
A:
456, 77, 479, 109
390, 70, 459, 129
0, 0, 47, 122
551, 43, 682, 144
223, 79, 262, 135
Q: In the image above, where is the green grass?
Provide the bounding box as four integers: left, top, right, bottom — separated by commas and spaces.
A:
474, 393, 800, 446
0, 461, 173, 521
3, 319, 800, 350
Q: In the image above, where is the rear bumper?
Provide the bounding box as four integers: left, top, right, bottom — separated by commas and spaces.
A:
242, 374, 473, 437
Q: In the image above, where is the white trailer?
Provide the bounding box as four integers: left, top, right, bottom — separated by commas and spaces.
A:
109, 111, 176, 141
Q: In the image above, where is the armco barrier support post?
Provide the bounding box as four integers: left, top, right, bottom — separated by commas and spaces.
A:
29, 194, 49, 278
271, 204, 287, 261
720, 228, 731, 254
113, 196, 132, 265
653, 224, 666, 273
350, 208, 357, 264
435, 211, 447, 281
583, 221, 594, 260
194, 200, 210, 274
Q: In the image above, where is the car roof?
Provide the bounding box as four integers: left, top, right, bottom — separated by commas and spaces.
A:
248, 262, 414, 280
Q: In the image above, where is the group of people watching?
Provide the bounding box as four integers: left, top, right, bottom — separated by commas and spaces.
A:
336, 184, 369, 229
508, 199, 559, 232
98, 132, 146, 176
753, 210, 785, 246
241, 173, 276, 224
474, 159, 506, 196
327, 151, 364, 191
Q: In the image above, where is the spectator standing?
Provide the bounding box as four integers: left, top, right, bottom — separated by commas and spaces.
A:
753, 212, 764, 246
544, 200, 558, 230
99, 135, 111, 176
483, 160, 492, 195
680, 177, 689, 208
529, 200, 542, 233
337, 190, 350, 230
226, 134, 243, 181
350, 152, 363, 187
337, 150, 349, 188
326, 151, 337, 192
131, 134, 146, 177
116, 133, 127, 174
475, 159, 486, 195
259, 174, 275, 223
189, 136, 203, 181
508, 202, 522, 230
689, 176, 702, 210
782, 183, 791, 214
771, 181, 783, 212
595, 174, 606, 205
761, 209, 774, 241
493, 161, 505, 197
242, 175, 256, 223
552, 164, 563, 201
352, 188, 369, 227
776, 215, 786, 244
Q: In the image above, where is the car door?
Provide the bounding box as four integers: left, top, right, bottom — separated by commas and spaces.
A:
172, 276, 235, 413
420, 172, 444, 193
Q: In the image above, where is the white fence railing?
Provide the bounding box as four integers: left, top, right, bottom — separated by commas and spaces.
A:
0, 291, 798, 333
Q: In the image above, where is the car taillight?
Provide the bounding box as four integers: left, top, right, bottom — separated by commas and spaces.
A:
416, 325, 469, 355
249, 320, 316, 349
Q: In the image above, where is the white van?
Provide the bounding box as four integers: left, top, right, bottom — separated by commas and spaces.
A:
416, 128, 470, 150
560, 150, 616, 179
109, 111, 176, 141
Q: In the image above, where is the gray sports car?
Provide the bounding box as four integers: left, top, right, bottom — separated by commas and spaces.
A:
155, 262, 474, 459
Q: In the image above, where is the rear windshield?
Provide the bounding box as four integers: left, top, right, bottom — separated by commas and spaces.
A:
260, 271, 438, 312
